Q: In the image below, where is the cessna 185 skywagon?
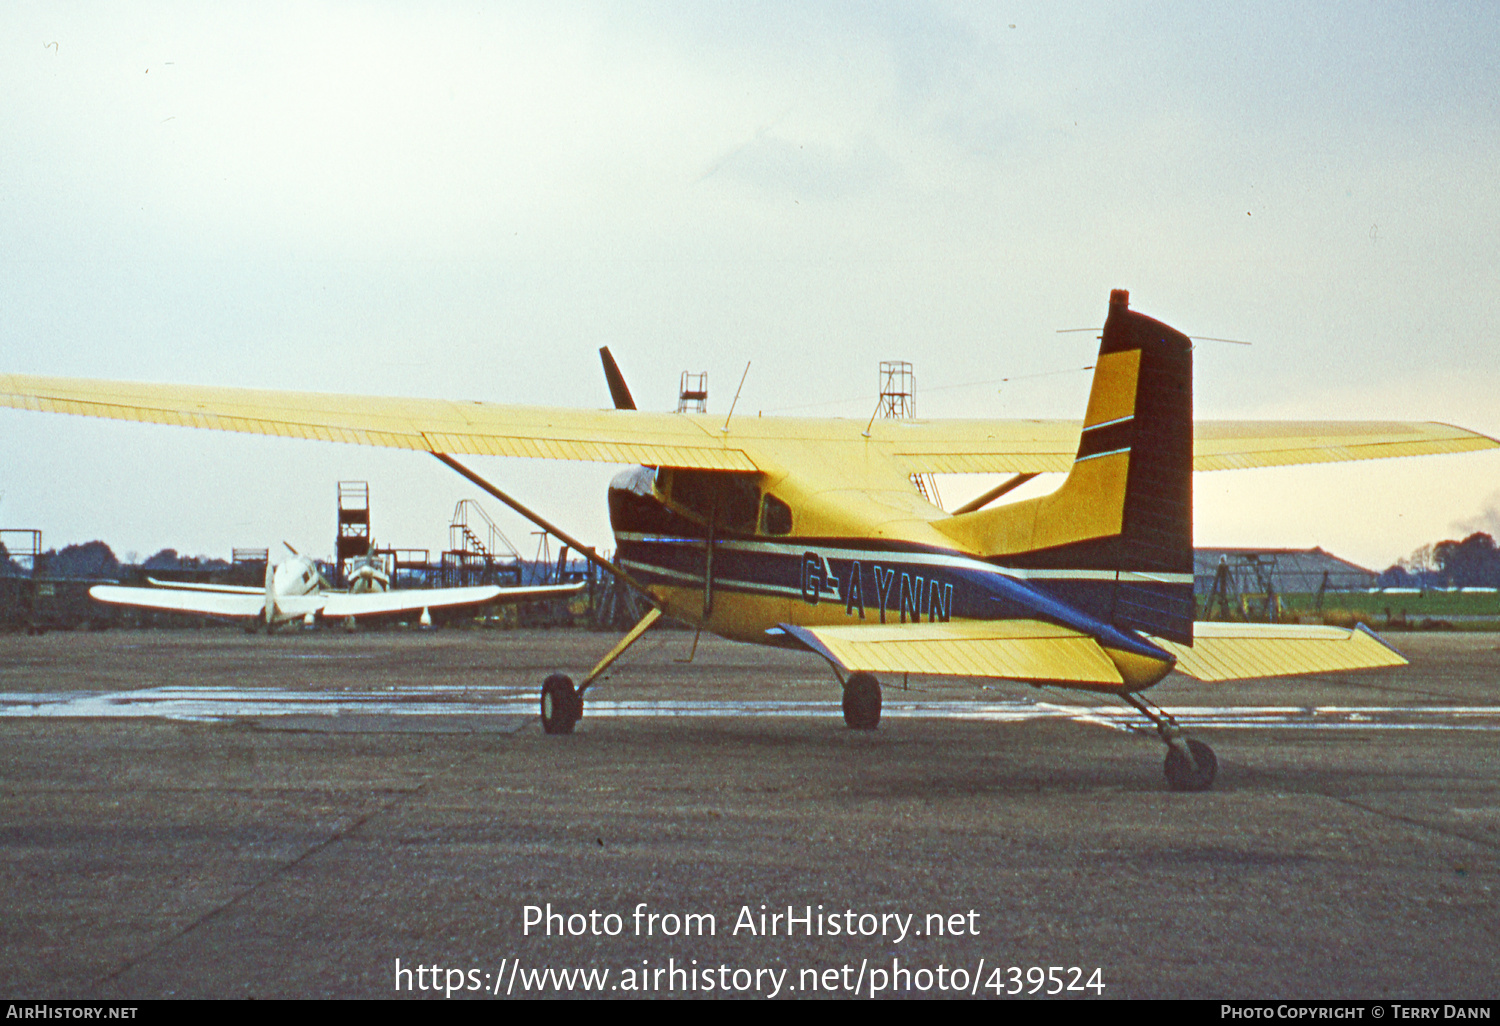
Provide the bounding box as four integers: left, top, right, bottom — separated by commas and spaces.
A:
2, 290, 1494, 789
89, 545, 583, 629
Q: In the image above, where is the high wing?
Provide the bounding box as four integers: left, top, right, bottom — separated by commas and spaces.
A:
0, 374, 756, 471
1, 374, 1493, 476
318, 582, 583, 617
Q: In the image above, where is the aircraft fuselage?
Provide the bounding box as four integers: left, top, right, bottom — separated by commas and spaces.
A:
607, 466, 1176, 691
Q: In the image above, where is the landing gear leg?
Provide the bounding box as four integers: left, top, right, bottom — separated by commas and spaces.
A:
539, 603, 663, 738
1122, 692, 1216, 792
540, 673, 581, 735
842, 672, 882, 730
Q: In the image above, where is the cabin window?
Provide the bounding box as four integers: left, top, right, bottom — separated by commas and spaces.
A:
668, 470, 760, 533
761, 494, 792, 536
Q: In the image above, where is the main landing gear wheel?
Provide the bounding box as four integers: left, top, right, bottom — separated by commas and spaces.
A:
540, 673, 582, 735
842, 672, 882, 730
1164, 738, 1217, 792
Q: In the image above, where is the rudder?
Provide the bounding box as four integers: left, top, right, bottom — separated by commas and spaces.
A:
937, 289, 1194, 641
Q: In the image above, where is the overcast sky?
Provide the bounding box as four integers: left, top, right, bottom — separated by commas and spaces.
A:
2, 2, 1497, 571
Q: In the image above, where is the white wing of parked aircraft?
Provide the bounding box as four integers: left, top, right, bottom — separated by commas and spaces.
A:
90, 553, 583, 627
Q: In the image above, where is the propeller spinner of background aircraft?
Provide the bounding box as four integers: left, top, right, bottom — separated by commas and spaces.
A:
3, 289, 1496, 790
89, 543, 583, 629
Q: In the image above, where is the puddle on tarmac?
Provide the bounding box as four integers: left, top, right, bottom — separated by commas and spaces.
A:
2, 686, 1500, 731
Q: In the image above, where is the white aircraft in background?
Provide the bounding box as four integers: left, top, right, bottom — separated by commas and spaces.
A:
90, 545, 583, 630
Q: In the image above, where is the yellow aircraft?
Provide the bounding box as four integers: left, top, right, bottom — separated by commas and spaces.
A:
2, 289, 1494, 790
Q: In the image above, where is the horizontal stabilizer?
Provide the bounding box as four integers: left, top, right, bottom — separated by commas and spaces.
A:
1152, 622, 1407, 681
777, 620, 1126, 686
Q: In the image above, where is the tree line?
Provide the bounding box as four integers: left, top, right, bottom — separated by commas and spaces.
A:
0, 540, 230, 579
1380, 532, 1500, 589
9, 533, 1500, 590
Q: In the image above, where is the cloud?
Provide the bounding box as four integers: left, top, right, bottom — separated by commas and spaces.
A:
1453, 490, 1500, 540
706, 131, 897, 200
3, 3, 1499, 562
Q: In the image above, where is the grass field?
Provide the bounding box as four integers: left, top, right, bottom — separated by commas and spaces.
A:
1204, 589, 1500, 629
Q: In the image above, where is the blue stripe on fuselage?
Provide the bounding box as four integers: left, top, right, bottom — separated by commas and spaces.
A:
613, 532, 1171, 663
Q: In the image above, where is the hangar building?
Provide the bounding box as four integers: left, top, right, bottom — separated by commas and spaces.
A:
1194, 547, 1377, 597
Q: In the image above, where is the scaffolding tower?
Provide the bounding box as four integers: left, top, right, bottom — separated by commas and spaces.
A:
0, 530, 44, 633
677, 371, 708, 414
336, 481, 371, 581
230, 548, 269, 587
370, 548, 431, 588
878, 360, 916, 418
442, 499, 522, 588
1202, 554, 1281, 623
878, 361, 942, 508
0, 529, 42, 577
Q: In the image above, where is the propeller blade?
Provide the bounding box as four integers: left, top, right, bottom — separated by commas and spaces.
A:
599, 347, 637, 411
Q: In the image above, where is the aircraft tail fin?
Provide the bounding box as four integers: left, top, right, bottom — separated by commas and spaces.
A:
263, 559, 278, 625
937, 289, 1194, 642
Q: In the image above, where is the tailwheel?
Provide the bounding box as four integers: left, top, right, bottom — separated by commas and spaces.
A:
842, 672, 882, 730
1164, 738, 1217, 792
540, 673, 581, 735
1123, 692, 1216, 792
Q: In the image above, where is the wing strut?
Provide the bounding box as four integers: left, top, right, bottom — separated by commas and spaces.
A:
430, 452, 659, 608
579, 606, 663, 693
950, 472, 1040, 515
